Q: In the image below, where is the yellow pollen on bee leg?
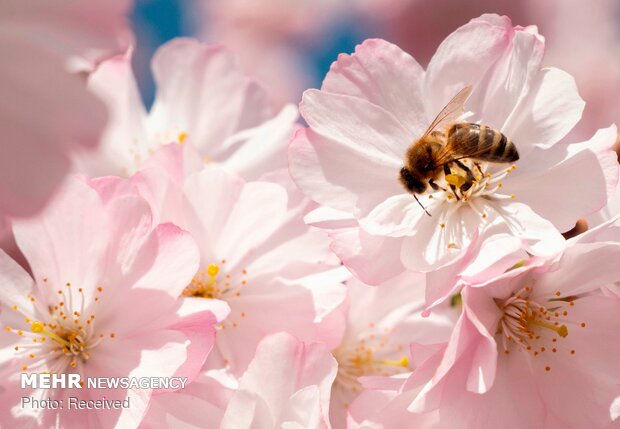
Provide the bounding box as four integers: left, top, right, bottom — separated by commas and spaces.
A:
445, 174, 465, 188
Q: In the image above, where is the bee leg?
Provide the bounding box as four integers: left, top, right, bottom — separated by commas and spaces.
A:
443, 164, 460, 200
474, 161, 484, 177
454, 159, 476, 192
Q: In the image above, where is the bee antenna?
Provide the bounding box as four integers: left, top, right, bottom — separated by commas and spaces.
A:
414, 194, 431, 217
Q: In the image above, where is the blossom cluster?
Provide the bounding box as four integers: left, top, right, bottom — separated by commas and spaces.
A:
1, 3, 620, 429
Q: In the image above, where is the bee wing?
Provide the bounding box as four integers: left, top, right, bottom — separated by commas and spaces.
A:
422, 85, 473, 137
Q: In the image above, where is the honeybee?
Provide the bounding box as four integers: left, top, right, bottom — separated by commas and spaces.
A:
399, 85, 519, 215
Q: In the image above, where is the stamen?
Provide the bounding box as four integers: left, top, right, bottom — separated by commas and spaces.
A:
497, 286, 582, 370
529, 319, 568, 338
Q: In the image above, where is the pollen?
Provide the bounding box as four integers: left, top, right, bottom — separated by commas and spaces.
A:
333, 329, 409, 393
31, 321, 45, 333
178, 132, 187, 144
207, 264, 219, 277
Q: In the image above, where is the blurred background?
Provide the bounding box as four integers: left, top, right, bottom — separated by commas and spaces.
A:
130, 0, 620, 141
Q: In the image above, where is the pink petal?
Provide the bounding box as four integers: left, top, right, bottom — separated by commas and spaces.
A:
400, 204, 480, 272
12, 178, 108, 293
489, 201, 566, 258
216, 182, 288, 268
288, 128, 402, 214
504, 138, 614, 232
212, 279, 330, 375
300, 89, 408, 165
1, 0, 132, 65
424, 14, 512, 118
535, 241, 620, 297
480, 26, 545, 131
221, 332, 337, 429
329, 228, 406, 285
149, 38, 273, 157
322, 38, 427, 137
77, 51, 150, 177
0, 40, 106, 217
503, 67, 584, 157
0, 250, 36, 327
130, 223, 200, 297
360, 194, 434, 237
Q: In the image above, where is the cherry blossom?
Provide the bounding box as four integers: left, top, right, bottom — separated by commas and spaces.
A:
361, 218, 620, 429
289, 14, 618, 274
76, 38, 297, 180
0, 177, 225, 428
329, 274, 456, 428
100, 144, 348, 374
100, 144, 346, 426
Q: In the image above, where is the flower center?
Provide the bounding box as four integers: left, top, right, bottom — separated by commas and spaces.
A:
333, 325, 409, 396
432, 160, 516, 206
497, 286, 586, 371
4, 281, 113, 373
426, 160, 517, 250
182, 260, 248, 301
181, 260, 249, 336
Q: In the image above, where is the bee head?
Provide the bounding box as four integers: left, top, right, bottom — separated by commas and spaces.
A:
399, 167, 427, 194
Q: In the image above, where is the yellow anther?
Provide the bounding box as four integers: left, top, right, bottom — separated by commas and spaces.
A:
376, 356, 409, 368
396, 356, 409, 368
31, 322, 45, 333
207, 264, 220, 277
178, 132, 188, 144
529, 319, 568, 338
12, 305, 17, 310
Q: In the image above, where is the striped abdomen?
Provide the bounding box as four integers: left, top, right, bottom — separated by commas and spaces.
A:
447, 123, 519, 162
